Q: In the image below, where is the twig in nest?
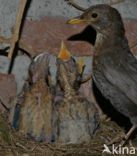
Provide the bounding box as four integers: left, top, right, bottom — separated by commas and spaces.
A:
8, 133, 19, 156
15, 142, 29, 151
44, 144, 66, 152
29, 145, 38, 152
65, 0, 86, 11
8, 0, 27, 59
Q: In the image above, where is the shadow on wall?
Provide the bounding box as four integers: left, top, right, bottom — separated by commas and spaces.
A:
67, 25, 97, 45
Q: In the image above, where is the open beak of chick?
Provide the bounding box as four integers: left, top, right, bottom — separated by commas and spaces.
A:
58, 41, 71, 61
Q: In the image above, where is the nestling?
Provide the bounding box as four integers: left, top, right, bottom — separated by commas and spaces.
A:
52, 41, 99, 144
18, 55, 53, 142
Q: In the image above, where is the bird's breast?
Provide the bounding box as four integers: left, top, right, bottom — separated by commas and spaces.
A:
92, 53, 118, 98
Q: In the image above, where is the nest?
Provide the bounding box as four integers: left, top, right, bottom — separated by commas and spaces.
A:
0, 0, 137, 156
0, 116, 134, 156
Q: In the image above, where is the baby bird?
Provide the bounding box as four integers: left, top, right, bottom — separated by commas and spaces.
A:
52, 42, 99, 144
18, 54, 53, 142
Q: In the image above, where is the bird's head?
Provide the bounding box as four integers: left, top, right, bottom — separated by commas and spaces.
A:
67, 4, 125, 38
57, 41, 85, 91
28, 53, 56, 95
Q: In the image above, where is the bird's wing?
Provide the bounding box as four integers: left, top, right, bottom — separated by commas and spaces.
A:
102, 53, 137, 105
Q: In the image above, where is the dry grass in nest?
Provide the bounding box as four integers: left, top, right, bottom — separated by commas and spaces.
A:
0, 118, 133, 156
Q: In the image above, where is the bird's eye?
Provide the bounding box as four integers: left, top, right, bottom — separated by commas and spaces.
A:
91, 13, 98, 18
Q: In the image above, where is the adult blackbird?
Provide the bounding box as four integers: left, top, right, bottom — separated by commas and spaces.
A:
67, 3, 137, 143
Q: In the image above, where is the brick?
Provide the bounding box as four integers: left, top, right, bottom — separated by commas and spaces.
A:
21, 16, 137, 56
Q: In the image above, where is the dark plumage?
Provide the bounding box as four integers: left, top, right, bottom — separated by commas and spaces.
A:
67, 4, 137, 143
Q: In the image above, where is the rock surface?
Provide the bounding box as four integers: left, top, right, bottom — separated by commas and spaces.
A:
0, 73, 16, 112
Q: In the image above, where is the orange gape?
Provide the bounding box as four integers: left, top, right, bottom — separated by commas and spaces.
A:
58, 41, 71, 60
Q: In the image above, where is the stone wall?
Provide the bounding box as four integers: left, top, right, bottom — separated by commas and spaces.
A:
0, 0, 137, 38
0, 0, 137, 107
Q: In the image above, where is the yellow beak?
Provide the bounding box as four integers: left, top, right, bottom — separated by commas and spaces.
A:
67, 18, 86, 24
